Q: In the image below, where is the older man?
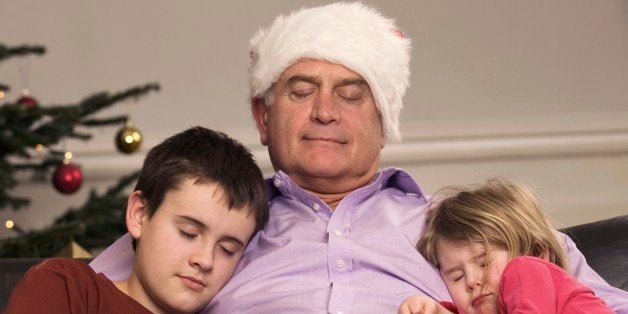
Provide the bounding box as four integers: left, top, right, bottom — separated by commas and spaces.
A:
92, 3, 628, 313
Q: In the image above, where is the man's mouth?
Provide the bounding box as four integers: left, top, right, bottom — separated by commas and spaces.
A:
303, 136, 346, 144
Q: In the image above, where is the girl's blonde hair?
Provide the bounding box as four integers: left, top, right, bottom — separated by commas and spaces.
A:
417, 178, 568, 271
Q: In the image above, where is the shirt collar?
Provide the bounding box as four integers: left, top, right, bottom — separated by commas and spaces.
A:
265, 167, 426, 205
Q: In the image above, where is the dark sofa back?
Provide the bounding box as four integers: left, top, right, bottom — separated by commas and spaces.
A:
560, 215, 628, 291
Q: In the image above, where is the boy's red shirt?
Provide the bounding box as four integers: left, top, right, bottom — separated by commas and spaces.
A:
5, 258, 152, 313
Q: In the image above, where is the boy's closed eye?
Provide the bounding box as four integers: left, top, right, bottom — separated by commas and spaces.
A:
218, 243, 237, 257
179, 229, 197, 240
177, 222, 201, 240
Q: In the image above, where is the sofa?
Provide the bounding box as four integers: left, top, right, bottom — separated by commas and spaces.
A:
0, 215, 626, 309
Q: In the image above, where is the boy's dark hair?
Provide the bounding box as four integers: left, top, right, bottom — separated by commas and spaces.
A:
134, 126, 268, 233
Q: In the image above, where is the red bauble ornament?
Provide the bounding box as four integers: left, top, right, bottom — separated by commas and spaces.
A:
17, 94, 38, 108
52, 162, 83, 194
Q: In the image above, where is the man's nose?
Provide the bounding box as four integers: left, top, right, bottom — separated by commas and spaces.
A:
190, 245, 214, 272
310, 91, 340, 124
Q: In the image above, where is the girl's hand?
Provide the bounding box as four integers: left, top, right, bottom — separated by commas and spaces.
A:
398, 294, 455, 314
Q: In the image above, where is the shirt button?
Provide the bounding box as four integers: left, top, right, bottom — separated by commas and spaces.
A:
336, 259, 345, 268
334, 230, 342, 236
312, 203, 320, 211
273, 178, 282, 188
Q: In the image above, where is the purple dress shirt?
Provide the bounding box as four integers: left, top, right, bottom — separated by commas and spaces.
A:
90, 168, 628, 313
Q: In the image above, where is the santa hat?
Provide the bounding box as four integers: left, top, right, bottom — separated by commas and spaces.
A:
249, 2, 411, 142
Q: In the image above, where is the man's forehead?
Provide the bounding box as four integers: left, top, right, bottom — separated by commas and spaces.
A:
278, 59, 367, 84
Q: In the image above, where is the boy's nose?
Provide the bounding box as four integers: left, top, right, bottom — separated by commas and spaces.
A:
190, 247, 214, 271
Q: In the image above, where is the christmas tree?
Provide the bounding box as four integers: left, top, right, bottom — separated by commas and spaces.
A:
0, 43, 160, 257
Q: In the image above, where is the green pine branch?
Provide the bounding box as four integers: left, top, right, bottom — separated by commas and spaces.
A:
0, 44, 45, 63
0, 41, 158, 257
0, 170, 139, 257
0, 83, 159, 211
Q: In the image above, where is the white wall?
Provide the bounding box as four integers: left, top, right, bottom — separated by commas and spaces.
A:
1, 0, 627, 239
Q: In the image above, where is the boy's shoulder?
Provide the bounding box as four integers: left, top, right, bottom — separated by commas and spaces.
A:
22, 257, 105, 292
8, 258, 152, 313
30, 257, 93, 275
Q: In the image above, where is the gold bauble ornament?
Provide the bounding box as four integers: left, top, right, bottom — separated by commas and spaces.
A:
115, 122, 142, 154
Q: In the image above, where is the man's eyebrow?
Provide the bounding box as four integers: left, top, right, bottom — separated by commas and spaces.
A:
286, 75, 319, 86
336, 77, 368, 88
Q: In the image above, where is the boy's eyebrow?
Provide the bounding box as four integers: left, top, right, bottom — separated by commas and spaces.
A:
177, 215, 246, 247
222, 235, 246, 248
177, 215, 207, 230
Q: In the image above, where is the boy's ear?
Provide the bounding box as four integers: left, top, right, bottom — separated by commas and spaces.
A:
126, 191, 149, 240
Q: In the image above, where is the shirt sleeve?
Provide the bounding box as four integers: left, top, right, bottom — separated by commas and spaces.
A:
499, 258, 557, 313
4, 262, 73, 313
500, 257, 614, 314
560, 233, 628, 313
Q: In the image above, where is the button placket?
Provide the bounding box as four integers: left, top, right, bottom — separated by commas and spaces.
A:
273, 178, 282, 188
312, 202, 321, 211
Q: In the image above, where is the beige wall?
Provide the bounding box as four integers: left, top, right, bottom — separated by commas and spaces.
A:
1, 0, 627, 239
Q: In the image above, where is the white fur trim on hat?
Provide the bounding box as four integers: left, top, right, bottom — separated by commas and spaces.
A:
249, 2, 411, 142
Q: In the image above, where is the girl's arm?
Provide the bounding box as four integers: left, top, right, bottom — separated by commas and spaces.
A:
398, 294, 456, 314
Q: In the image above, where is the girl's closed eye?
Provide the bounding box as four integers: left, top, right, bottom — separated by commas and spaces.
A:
451, 271, 464, 282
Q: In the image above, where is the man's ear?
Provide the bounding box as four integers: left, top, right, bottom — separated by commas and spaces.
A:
126, 191, 149, 240
251, 97, 269, 146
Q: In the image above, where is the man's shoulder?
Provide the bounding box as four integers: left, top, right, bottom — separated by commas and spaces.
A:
377, 167, 427, 197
